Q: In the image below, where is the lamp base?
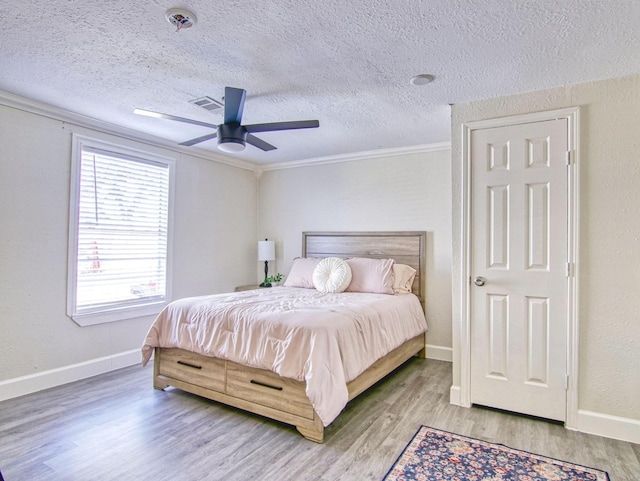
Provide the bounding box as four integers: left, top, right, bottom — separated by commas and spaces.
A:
260, 259, 271, 288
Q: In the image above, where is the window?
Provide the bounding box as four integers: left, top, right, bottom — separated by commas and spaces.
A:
67, 135, 174, 325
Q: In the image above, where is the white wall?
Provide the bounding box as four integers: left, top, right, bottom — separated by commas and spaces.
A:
3, 76, 637, 441
258, 149, 453, 356
0, 102, 258, 390
451, 74, 640, 436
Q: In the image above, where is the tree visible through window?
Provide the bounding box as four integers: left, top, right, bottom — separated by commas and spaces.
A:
68, 136, 173, 325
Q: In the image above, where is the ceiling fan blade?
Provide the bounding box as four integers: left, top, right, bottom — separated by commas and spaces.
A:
223, 87, 246, 124
246, 134, 277, 151
133, 108, 219, 128
244, 120, 319, 133
179, 132, 218, 146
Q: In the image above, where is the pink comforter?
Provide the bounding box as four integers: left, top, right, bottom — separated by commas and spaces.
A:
141, 287, 427, 426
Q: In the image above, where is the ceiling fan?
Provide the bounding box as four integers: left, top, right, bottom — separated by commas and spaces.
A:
134, 87, 319, 153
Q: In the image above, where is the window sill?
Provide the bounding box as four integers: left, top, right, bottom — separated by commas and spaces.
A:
70, 301, 166, 326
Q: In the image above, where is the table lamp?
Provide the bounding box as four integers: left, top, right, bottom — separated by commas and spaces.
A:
258, 239, 275, 287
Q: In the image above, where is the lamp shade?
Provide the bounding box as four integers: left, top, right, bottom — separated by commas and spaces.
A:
258, 240, 275, 261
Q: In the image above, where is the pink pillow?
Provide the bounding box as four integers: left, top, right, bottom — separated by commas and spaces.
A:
345, 257, 395, 295
283, 257, 321, 289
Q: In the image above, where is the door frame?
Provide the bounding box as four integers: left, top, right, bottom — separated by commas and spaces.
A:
458, 107, 580, 428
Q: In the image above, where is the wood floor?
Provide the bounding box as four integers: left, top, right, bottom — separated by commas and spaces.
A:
0, 359, 638, 481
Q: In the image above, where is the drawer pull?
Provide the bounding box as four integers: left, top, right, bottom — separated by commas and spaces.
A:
250, 379, 283, 391
177, 360, 202, 370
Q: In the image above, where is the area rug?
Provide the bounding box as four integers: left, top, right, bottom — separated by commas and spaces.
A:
383, 425, 609, 481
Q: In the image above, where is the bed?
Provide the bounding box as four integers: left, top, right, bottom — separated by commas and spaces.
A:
142, 231, 427, 443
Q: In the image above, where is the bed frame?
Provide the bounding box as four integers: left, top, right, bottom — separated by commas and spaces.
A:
152, 231, 426, 443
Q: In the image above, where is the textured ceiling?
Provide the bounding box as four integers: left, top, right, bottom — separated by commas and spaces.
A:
2, 1, 640, 165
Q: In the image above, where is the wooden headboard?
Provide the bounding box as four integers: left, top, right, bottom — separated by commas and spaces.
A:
302, 231, 426, 307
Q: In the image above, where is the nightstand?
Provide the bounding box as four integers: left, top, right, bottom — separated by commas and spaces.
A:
235, 284, 268, 292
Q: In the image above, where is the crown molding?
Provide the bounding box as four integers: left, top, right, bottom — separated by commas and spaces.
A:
261, 141, 452, 171
0, 89, 258, 172
1, 89, 451, 174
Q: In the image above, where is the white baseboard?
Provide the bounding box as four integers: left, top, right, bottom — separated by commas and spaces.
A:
0, 345, 448, 402
0, 349, 140, 402
572, 409, 640, 444
3, 349, 639, 445
425, 344, 453, 362
447, 387, 640, 444
449, 385, 461, 405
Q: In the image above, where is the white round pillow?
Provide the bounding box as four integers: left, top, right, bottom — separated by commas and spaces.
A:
312, 257, 352, 293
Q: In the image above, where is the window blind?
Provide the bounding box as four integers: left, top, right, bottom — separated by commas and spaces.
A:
73, 146, 170, 313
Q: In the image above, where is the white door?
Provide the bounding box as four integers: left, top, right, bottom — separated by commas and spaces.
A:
470, 118, 569, 421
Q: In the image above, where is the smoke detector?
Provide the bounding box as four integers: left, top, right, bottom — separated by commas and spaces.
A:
165, 8, 197, 32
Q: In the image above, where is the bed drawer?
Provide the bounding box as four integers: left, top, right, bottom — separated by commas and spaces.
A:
157, 348, 226, 393
226, 362, 314, 419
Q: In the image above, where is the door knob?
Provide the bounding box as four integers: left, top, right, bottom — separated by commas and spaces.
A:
474, 276, 486, 287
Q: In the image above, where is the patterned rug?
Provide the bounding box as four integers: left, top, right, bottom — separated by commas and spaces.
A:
383, 425, 610, 481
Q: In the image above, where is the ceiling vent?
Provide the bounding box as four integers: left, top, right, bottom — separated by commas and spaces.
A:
189, 96, 224, 112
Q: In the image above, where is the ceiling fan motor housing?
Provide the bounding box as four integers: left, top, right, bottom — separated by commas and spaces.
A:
217, 123, 247, 147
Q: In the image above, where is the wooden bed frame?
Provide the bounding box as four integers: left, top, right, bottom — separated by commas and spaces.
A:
152, 231, 426, 443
